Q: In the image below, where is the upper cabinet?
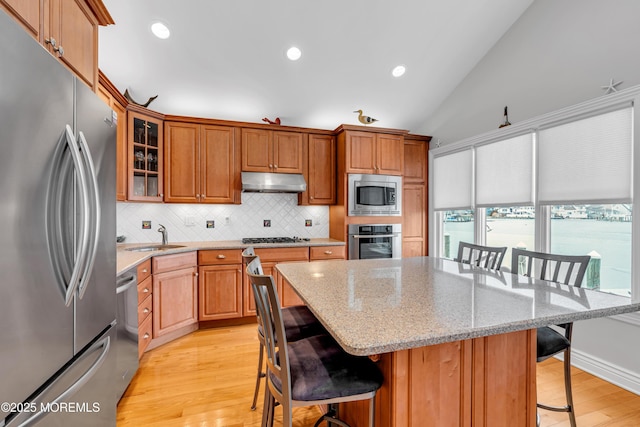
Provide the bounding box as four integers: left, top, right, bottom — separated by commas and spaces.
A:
127, 106, 164, 202
242, 128, 304, 174
338, 127, 405, 176
402, 135, 431, 258
0, 0, 114, 90
164, 121, 240, 204
97, 72, 127, 201
300, 134, 336, 205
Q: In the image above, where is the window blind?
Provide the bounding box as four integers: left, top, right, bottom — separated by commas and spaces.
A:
433, 149, 473, 210
475, 133, 534, 206
538, 107, 633, 204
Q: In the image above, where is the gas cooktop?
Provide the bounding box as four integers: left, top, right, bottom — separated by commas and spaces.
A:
241, 237, 311, 244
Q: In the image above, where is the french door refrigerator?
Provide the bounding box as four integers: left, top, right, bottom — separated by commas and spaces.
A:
0, 9, 117, 427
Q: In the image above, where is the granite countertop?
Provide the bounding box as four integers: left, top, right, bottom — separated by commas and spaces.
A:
275, 256, 640, 356
117, 238, 344, 274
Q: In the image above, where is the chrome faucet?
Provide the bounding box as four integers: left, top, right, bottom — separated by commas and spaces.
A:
157, 224, 168, 245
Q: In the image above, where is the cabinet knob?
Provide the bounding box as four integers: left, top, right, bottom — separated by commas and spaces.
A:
143, 333, 150, 340
143, 287, 149, 293
54, 45, 64, 57
217, 254, 226, 259
142, 268, 148, 273
274, 164, 278, 169
45, 37, 57, 47
194, 272, 199, 277
143, 308, 149, 314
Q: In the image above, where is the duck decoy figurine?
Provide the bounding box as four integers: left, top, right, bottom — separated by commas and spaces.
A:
499, 106, 511, 128
124, 89, 158, 108
354, 110, 378, 125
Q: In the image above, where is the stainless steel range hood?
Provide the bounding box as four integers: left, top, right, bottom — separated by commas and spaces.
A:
241, 172, 307, 193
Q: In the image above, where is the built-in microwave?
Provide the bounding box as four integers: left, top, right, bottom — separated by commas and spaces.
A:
348, 174, 402, 216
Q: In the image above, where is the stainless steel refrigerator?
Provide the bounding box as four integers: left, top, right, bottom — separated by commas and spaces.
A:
0, 9, 117, 427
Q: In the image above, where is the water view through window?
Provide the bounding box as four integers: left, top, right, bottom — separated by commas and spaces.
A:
443, 204, 632, 295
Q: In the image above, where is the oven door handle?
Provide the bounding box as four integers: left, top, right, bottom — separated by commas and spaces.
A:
351, 233, 400, 239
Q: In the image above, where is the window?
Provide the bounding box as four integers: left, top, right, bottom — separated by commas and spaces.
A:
430, 86, 639, 302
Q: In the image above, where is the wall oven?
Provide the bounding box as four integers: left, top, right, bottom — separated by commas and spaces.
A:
348, 224, 402, 260
348, 174, 402, 216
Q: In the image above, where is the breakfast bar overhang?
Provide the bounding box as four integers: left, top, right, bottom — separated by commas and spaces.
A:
276, 257, 640, 427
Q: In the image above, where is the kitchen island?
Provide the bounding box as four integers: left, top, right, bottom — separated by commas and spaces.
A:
275, 257, 640, 427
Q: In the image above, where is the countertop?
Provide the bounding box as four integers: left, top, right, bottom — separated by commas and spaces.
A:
116, 238, 344, 274
275, 256, 640, 356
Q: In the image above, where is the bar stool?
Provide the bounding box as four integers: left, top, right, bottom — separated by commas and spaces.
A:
455, 241, 507, 270
241, 247, 326, 411
511, 248, 591, 427
246, 257, 383, 427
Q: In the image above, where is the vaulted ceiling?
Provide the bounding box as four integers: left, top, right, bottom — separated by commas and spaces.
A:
99, 0, 534, 135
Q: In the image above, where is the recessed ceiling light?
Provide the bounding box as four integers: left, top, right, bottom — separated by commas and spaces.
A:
151, 22, 170, 39
392, 65, 406, 78
287, 47, 302, 61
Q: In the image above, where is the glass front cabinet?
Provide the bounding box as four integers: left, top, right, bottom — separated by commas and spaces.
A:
127, 107, 164, 201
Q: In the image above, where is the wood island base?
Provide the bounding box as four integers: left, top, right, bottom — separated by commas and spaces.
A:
340, 329, 537, 427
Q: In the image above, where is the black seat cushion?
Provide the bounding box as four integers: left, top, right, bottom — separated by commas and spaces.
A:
258, 306, 326, 342
537, 326, 571, 362
270, 334, 383, 401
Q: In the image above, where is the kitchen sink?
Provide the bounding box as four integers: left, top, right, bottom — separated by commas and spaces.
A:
125, 244, 186, 252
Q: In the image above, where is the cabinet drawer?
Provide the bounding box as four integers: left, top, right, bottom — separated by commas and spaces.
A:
137, 259, 152, 282
255, 247, 309, 263
137, 275, 152, 303
138, 314, 153, 358
310, 245, 345, 260
198, 249, 242, 265
152, 251, 197, 274
138, 294, 153, 324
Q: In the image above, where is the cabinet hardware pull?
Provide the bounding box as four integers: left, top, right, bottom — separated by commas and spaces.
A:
54, 45, 64, 56
274, 164, 278, 169
143, 333, 150, 340
324, 251, 333, 255
45, 37, 57, 47
143, 288, 149, 293
142, 268, 148, 273
143, 308, 149, 314
269, 164, 273, 169
217, 254, 226, 259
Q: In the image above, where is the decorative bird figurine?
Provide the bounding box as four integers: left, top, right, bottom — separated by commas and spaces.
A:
354, 110, 378, 125
499, 106, 511, 128
124, 89, 158, 108
262, 117, 281, 125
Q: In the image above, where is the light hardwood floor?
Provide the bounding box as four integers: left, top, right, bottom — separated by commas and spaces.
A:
117, 324, 640, 426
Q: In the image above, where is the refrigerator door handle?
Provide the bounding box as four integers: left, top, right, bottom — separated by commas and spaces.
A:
46, 125, 92, 306
9, 335, 111, 427
76, 131, 101, 300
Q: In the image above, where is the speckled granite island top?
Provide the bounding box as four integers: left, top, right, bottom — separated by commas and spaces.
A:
276, 256, 640, 356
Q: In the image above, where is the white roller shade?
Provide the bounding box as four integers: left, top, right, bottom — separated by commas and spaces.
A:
476, 133, 534, 206
433, 149, 473, 210
538, 107, 633, 204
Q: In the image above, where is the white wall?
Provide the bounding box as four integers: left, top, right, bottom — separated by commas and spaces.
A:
117, 193, 329, 243
424, 0, 640, 393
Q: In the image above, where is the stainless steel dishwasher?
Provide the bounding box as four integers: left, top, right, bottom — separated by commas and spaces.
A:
116, 267, 139, 399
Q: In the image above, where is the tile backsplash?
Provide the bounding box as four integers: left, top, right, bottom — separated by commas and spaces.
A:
116, 193, 329, 244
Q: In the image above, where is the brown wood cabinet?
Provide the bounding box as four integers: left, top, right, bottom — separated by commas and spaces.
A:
341, 129, 404, 176
402, 137, 430, 257
127, 106, 164, 202
164, 121, 240, 204
242, 128, 304, 174
300, 134, 336, 205
152, 252, 198, 338
136, 259, 152, 357
97, 71, 127, 201
198, 249, 243, 320
0, 0, 113, 89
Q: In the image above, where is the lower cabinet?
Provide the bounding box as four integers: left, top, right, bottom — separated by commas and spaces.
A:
152, 252, 198, 338
198, 249, 243, 320
136, 259, 152, 357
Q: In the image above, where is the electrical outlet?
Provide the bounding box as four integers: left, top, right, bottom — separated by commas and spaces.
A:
263, 219, 271, 227
206, 220, 215, 229
185, 216, 195, 226
142, 220, 151, 229
305, 219, 312, 227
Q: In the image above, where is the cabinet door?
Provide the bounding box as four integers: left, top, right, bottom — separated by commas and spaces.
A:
164, 122, 199, 203
201, 125, 238, 203
402, 184, 426, 257
152, 267, 198, 337
49, 0, 97, 88
243, 262, 278, 317
403, 140, 427, 184
0, 0, 41, 39
346, 131, 377, 173
113, 101, 128, 201
377, 133, 404, 175
307, 134, 336, 204
199, 264, 243, 320
128, 111, 163, 202
242, 128, 272, 172
273, 131, 303, 173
